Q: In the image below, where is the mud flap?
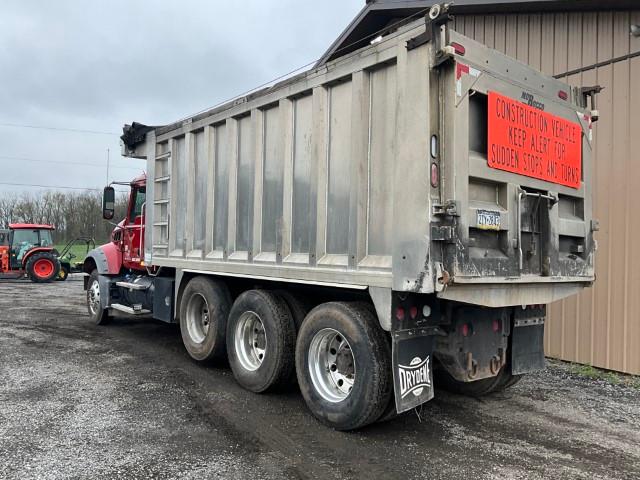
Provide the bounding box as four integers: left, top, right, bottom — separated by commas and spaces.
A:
511, 307, 546, 375
392, 330, 435, 414
98, 275, 113, 311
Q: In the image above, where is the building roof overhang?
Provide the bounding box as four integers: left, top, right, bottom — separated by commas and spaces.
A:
318, 0, 638, 65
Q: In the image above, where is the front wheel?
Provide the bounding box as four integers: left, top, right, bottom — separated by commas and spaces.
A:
296, 302, 392, 431
57, 265, 70, 281
179, 276, 231, 362
86, 270, 110, 325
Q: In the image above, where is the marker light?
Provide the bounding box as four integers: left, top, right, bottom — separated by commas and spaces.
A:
431, 163, 439, 188
410, 306, 419, 319
450, 42, 466, 56
558, 90, 569, 101
430, 135, 439, 159
395, 306, 405, 321
492, 319, 500, 333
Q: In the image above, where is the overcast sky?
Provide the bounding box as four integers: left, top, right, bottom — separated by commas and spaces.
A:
0, 0, 364, 194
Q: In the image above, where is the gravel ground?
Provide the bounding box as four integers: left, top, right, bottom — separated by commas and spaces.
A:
1, 275, 639, 480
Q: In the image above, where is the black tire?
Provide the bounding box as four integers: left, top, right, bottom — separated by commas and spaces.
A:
227, 290, 296, 393
86, 269, 111, 325
57, 265, 70, 281
496, 371, 523, 391
179, 276, 232, 362
296, 302, 392, 431
435, 366, 521, 397
26, 252, 61, 283
377, 395, 401, 424
276, 290, 309, 331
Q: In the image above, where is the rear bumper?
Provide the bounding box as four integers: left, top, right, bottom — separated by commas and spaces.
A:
438, 279, 592, 307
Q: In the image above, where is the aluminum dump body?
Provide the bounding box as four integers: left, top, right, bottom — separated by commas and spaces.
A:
128, 18, 595, 309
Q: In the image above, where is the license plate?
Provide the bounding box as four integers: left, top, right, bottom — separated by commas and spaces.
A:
477, 209, 501, 230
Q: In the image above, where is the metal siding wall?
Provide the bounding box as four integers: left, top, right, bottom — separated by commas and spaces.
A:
456, 10, 640, 374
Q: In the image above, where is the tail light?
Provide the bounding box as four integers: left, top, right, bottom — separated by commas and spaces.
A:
430, 163, 439, 188
558, 90, 569, 101
461, 323, 470, 337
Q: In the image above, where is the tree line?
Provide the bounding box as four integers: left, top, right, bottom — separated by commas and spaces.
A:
0, 190, 128, 244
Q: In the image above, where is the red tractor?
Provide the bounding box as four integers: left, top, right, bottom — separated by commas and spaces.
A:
0, 224, 62, 283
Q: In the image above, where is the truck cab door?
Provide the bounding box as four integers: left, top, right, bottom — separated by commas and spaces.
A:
123, 186, 146, 268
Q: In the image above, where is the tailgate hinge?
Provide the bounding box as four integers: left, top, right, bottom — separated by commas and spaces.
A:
406, 3, 453, 53
432, 200, 460, 217
431, 225, 456, 243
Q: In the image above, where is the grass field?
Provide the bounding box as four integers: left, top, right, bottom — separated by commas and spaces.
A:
54, 244, 92, 264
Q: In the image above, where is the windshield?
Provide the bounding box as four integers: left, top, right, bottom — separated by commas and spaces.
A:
129, 187, 146, 222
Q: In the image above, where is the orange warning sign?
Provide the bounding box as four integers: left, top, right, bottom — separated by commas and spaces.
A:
487, 91, 582, 189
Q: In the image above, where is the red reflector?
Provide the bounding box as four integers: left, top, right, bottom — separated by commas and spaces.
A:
395, 307, 405, 321
451, 42, 466, 56
558, 90, 568, 100
410, 306, 418, 319
492, 319, 500, 333
461, 323, 470, 337
430, 163, 439, 188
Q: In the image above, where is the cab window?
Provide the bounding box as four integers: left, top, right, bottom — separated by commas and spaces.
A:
11, 229, 40, 262
40, 230, 53, 247
129, 187, 146, 222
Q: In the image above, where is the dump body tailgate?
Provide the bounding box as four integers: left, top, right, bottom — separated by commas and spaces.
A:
434, 30, 595, 289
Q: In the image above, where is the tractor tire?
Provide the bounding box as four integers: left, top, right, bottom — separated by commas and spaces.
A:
179, 276, 232, 362
296, 302, 393, 431
227, 290, 297, 393
26, 252, 61, 283
87, 269, 111, 325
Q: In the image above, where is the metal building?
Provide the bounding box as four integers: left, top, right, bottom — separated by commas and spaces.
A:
326, 0, 640, 374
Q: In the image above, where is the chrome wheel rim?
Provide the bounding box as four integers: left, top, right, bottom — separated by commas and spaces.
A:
308, 328, 355, 403
186, 293, 210, 344
88, 280, 100, 315
235, 311, 266, 372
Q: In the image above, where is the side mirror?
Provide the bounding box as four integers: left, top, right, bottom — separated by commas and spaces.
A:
102, 186, 115, 220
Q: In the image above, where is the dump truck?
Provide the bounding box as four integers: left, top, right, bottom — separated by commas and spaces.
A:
84, 4, 598, 430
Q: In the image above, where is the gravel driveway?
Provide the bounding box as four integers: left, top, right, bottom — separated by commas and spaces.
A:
1, 276, 639, 479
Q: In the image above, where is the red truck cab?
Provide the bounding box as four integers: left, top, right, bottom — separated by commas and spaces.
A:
83, 173, 174, 326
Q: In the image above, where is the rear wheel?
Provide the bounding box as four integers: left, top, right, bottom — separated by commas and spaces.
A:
276, 290, 309, 331
435, 366, 521, 397
179, 276, 232, 362
227, 290, 296, 392
87, 269, 110, 325
296, 302, 392, 431
26, 252, 60, 283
